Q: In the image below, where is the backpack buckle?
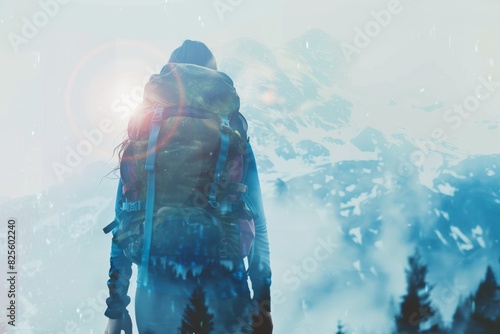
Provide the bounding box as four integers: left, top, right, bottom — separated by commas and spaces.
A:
152, 106, 164, 122
219, 240, 228, 259
122, 201, 144, 212
208, 197, 220, 208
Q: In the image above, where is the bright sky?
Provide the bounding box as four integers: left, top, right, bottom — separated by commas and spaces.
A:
1, 0, 500, 197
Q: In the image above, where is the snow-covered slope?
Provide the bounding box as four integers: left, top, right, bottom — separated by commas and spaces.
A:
1, 28, 499, 333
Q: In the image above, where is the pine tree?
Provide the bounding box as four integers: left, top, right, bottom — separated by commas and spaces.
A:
179, 285, 214, 334
464, 266, 500, 334
450, 295, 473, 334
335, 320, 346, 334
475, 266, 497, 313
394, 250, 437, 334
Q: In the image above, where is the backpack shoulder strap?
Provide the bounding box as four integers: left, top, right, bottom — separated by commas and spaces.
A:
138, 106, 164, 287
208, 114, 231, 208
230, 111, 248, 142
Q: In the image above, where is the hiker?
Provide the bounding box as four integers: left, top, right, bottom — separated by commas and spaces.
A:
103, 40, 273, 334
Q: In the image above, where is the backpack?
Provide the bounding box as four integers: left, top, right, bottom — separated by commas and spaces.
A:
103, 63, 256, 280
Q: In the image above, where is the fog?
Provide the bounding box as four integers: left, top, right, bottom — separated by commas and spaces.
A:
1, 0, 500, 333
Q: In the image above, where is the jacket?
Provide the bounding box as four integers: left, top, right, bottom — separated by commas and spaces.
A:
104, 141, 272, 319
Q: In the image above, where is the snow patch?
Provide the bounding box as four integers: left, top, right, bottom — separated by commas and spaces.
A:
435, 230, 448, 245
353, 260, 365, 280
442, 170, 466, 179
353, 260, 361, 271
339, 210, 350, 217
349, 227, 362, 245
339, 186, 378, 215
472, 225, 486, 248
434, 209, 450, 220
437, 183, 457, 196
450, 226, 473, 252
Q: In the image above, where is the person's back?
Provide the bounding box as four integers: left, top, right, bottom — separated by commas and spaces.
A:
103, 40, 273, 334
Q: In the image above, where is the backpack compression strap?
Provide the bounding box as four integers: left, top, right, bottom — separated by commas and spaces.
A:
208, 115, 231, 209
138, 106, 164, 287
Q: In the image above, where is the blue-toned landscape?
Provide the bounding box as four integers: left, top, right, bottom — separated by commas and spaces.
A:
2, 27, 499, 333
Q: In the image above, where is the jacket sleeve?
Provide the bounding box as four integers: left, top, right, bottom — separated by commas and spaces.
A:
104, 180, 133, 319
244, 142, 272, 312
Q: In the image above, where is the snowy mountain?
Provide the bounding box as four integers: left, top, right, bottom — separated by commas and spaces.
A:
217, 30, 500, 332
1, 28, 499, 333
0, 162, 116, 332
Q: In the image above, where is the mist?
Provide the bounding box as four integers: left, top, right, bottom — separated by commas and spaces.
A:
1, 0, 500, 333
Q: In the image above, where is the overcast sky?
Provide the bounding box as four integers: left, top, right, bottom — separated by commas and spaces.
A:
1, 0, 499, 197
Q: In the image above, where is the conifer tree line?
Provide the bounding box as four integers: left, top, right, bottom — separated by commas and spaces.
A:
337, 252, 500, 334
175, 253, 499, 333
179, 285, 214, 334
